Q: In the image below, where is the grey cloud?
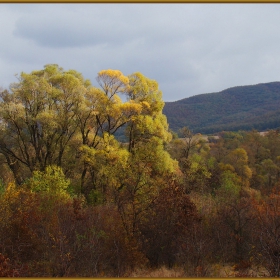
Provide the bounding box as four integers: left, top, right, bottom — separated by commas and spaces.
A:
12, 4, 198, 49
12, 5, 134, 48
14, 16, 121, 48
2, 4, 280, 101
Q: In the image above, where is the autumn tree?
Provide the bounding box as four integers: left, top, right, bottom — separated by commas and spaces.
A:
80, 71, 178, 238
168, 127, 211, 194
0, 64, 89, 184
251, 185, 280, 276
138, 182, 199, 269
75, 69, 143, 197
0, 66, 159, 197
0, 65, 184, 276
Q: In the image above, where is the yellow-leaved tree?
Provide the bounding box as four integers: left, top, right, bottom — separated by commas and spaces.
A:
0, 65, 179, 243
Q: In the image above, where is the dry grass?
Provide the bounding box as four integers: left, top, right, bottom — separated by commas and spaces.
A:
127, 263, 269, 278
128, 266, 185, 277
210, 263, 269, 277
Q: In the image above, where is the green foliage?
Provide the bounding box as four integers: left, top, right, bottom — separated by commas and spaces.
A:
219, 170, 241, 197
25, 165, 70, 199
88, 189, 103, 205
0, 179, 5, 196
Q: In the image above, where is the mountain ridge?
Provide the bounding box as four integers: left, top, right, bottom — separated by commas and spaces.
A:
163, 81, 280, 134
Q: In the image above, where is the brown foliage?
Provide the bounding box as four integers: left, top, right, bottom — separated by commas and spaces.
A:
138, 183, 200, 268
251, 185, 280, 276
0, 253, 18, 277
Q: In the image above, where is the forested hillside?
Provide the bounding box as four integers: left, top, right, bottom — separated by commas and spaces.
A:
164, 82, 280, 134
1, 66, 280, 277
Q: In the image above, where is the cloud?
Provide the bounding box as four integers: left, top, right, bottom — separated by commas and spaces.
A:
14, 12, 120, 48
2, 4, 280, 101
12, 4, 203, 49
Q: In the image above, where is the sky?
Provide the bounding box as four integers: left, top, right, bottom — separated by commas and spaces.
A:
1, 4, 280, 102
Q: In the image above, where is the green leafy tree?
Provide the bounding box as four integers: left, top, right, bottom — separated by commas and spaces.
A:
25, 165, 70, 199
0, 64, 88, 183
225, 148, 252, 188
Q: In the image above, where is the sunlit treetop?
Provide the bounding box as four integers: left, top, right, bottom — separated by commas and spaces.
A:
97, 69, 129, 98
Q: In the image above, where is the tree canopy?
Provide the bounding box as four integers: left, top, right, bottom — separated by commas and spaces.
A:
1, 65, 280, 277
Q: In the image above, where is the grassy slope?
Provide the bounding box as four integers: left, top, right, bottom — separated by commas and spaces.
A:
163, 82, 280, 134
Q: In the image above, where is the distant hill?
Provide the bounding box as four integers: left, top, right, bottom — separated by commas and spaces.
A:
163, 82, 280, 134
